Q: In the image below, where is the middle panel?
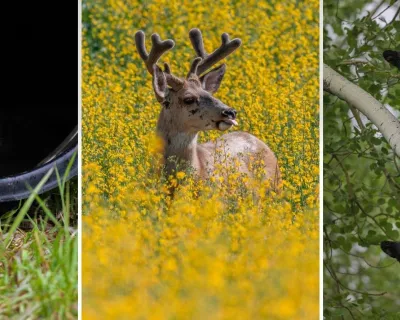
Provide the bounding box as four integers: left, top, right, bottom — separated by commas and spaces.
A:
82, 0, 320, 318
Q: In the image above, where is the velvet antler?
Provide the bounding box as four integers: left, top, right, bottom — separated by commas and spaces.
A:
135, 31, 183, 90
188, 28, 242, 76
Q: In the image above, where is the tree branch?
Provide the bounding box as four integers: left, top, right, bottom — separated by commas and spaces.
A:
324, 64, 400, 157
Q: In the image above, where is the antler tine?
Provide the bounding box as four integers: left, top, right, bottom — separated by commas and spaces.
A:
189, 28, 207, 58
187, 57, 203, 79
135, 31, 175, 75
135, 31, 184, 90
147, 34, 175, 74
189, 28, 242, 76
163, 62, 171, 74
164, 61, 184, 88
135, 31, 149, 61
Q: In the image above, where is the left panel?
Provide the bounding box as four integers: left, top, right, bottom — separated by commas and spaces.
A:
0, 0, 79, 318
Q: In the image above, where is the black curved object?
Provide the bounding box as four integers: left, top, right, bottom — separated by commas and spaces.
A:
2, 0, 78, 207
381, 241, 400, 262
383, 50, 400, 70
0, 136, 78, 203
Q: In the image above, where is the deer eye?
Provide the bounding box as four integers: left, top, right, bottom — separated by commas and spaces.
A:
183, 97, 196, 105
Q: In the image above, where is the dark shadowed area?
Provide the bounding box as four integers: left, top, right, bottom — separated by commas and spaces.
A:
0, 105, 76, 177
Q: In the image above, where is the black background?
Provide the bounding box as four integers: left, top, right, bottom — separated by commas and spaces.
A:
0, 1, 78, 177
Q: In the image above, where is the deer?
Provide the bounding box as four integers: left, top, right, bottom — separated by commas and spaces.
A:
135, 28, 281, 191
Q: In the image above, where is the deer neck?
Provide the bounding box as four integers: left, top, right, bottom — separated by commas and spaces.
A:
157, 109, 201, 174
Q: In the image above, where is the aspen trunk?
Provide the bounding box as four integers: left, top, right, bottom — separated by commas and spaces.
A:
323, 64, 400, 157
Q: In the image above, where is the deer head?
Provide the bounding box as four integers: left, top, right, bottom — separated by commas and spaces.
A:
135, 28, 242, 133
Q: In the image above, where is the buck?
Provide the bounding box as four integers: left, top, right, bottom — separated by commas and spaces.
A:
135, 28, 281, 190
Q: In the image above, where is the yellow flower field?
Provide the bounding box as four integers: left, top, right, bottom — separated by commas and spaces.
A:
82, 0, 319, 318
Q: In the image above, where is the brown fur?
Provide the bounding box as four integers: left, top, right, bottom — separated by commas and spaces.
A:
156, 79, 281, 190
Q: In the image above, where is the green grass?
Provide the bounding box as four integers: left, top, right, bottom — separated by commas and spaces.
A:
0, 171, 78, 319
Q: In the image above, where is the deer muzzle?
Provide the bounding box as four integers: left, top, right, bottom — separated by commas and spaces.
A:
217, 108, 238, 131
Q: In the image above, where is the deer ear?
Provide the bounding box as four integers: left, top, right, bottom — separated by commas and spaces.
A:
152, 65, 168, 103
200, 64, 226, 93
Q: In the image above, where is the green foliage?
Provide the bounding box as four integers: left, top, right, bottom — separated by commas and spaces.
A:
0, 175, 78, 319
324, 0, 400, 318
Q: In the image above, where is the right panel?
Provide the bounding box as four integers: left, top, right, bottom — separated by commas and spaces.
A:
323, 0, 400, 318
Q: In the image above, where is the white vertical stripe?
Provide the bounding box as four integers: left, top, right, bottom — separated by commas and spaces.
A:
78, 0, 82, 318
319, 0, 324, 317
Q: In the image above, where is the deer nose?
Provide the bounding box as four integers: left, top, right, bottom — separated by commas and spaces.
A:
221, 109, 237, 119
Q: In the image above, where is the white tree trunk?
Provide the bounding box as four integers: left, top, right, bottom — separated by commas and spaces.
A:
323, 64, 400, 157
